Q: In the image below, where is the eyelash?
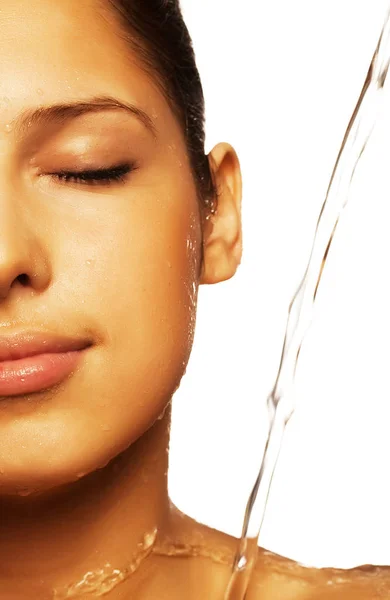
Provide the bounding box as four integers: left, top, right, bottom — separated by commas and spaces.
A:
50, 163, 136, 187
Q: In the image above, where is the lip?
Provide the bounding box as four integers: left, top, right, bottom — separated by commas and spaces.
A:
0, 332, 92, 396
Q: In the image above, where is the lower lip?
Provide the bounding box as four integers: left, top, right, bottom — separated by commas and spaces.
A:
0, 351, 86, 396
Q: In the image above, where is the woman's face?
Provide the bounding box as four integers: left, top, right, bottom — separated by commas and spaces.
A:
0, 0, 204, 494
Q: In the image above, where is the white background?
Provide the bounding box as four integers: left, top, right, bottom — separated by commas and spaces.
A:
168, 0, 390, 569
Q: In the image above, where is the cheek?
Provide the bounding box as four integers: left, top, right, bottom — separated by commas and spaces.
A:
0, 177, 203, 492
59, 186, 202, 454
100, 193, 201, 351
105, 204, 200, 376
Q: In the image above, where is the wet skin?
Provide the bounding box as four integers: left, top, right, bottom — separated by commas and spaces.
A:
0, 0, 387, 598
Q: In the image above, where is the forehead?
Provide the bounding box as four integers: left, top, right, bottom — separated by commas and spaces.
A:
0, 0, 164, 122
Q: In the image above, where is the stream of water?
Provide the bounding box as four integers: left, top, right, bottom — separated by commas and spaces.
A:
224, 6, 390, 598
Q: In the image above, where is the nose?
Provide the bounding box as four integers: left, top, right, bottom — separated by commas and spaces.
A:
0, 193, 51, 301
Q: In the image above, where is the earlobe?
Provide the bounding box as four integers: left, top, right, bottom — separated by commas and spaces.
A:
199, 143, 243, 285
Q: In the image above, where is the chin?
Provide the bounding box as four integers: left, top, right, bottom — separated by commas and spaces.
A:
0, 345, 182, 498
0, 427, 111, 498
0, 400, 167, 499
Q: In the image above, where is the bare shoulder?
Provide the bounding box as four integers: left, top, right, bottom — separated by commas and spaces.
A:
160, 504, 390, 599
247, 548, 390, 599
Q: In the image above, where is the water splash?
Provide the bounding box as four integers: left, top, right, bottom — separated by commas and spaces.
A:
224, 6, 390, 599
53, 529, 157, 599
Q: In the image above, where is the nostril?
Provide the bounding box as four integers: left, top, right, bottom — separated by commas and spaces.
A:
17, 274, 29, 286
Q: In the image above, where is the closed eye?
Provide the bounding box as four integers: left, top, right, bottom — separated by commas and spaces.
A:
49, 163, 136, 186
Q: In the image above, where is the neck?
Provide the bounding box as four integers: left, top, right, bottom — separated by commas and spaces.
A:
0, 409, 171, 599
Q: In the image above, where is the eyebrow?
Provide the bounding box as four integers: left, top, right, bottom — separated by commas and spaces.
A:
12, 95, 157, 139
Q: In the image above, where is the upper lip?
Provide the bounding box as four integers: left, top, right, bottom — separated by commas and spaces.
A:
0, 332, 92, 362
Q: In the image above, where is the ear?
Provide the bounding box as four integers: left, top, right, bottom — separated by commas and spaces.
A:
199, 142, 242, 285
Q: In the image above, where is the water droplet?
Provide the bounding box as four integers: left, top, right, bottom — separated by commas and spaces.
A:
143, 529, 158, 549
237, 556, 247, 570
102, 426, 111, 432
4, 123, 12, 133
20, 378, 25, 383
37, 88, 43, 96
0, 468, 4, 475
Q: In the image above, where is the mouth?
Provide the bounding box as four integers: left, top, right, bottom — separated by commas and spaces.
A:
0, 332, 92, 397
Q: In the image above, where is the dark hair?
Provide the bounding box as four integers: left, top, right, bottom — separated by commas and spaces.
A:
106, 0, 216, 211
